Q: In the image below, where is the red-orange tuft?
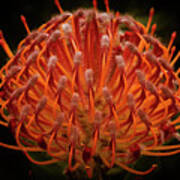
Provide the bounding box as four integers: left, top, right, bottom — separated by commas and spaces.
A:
0, 0, 180, 178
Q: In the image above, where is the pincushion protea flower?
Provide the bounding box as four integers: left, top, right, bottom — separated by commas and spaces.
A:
0, 0, 180, 178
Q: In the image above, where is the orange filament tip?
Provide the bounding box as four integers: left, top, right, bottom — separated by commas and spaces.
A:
54, 0, 64, 14
168, 31, 177, 51
20, 15, 31, 34
146, 7, 155, 33
104, 0, 110, 13
151, 24, 157, 35
93, 0, 97, 10
149, 7, 155, 17
0, 31, 14, 58
172, 31, 177, 39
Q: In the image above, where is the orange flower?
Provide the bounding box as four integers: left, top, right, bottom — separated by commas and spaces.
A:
0, 0, 180, 178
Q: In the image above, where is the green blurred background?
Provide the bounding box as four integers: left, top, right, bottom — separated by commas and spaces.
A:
0, 0, 180, 179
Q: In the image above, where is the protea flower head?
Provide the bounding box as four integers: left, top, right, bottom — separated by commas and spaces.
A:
0, 0, 180, 178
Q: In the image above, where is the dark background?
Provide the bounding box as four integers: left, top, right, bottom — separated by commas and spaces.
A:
0, 0, 180, 179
